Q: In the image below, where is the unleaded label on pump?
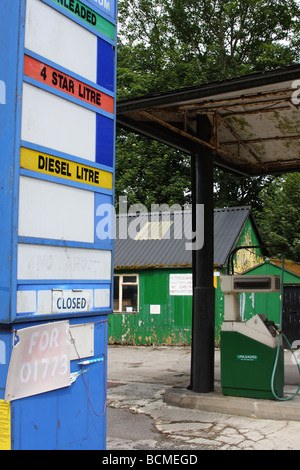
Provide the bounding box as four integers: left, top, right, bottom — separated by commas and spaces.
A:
236, 354, 258, 361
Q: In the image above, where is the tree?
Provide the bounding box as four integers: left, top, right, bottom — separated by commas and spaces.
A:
213, 169, 274, 211
165, 0, 300, 81
116, 0, 300, 229
255, 173, 300, 262
117, 0, 201, 99
115, 130, 191, 211
117, 0, 300, 97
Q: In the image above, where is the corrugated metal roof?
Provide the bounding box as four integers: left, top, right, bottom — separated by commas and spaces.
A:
243, 259, 300, 279
114, 206, 257, 268
268, 259, 300, 278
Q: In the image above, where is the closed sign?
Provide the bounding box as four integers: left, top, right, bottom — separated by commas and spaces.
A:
52, 290, 91, 313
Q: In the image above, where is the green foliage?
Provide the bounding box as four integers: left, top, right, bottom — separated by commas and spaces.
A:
166, 0, 300, 80
117, 0, 300, 96
213, 169, 274, 211
255, 173, 300, 261
116, 0, 300, 261
115, 130, 191, 211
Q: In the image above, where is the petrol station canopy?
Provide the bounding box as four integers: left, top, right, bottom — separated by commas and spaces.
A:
117, 64, 300, 176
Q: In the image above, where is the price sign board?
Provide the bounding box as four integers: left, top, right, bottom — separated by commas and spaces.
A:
0, 0, 117, 323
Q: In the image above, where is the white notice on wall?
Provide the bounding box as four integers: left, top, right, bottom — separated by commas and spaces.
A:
169, 274, 193, 296
150, 305, 161, 314
5, 321, 70, 401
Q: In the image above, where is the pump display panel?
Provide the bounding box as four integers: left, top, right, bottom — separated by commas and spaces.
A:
221, 275, 281, 294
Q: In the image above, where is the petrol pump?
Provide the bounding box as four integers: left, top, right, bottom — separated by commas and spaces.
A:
0, 0, 117, 449
220, 275, 284, 399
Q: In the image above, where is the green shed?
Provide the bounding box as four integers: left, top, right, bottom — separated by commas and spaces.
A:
109, 206, 266, 345
242, 259, 300, 348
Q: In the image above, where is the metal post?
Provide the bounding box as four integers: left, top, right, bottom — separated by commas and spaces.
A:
190, 115, 215, 393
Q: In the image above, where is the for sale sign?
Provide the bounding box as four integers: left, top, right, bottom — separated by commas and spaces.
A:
5, 322, 71, 401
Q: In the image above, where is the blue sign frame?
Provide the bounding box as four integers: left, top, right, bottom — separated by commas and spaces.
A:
0, 0, 117, 324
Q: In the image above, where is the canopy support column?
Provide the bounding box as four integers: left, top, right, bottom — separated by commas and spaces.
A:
190, 115, 215, 393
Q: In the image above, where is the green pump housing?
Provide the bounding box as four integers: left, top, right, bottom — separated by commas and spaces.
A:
220, 275, 284, 399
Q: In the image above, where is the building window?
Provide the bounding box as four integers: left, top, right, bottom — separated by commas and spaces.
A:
113, 274, 139, 313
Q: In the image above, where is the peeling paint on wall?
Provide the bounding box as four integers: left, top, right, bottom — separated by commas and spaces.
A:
233, 219, 264, 274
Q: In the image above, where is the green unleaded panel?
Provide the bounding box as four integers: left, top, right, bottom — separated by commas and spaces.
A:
220, 331, 284, 399
49, 0, 115, 40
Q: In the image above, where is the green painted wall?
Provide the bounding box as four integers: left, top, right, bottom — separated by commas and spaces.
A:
232, 217, 264, 274
109, 268, 193, 345
241, 261, 300, 326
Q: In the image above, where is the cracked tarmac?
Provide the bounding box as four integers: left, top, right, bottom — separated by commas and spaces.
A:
106, 345, 300, 450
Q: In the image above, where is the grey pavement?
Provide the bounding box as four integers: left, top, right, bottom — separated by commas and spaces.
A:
107, 345, 300, 450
